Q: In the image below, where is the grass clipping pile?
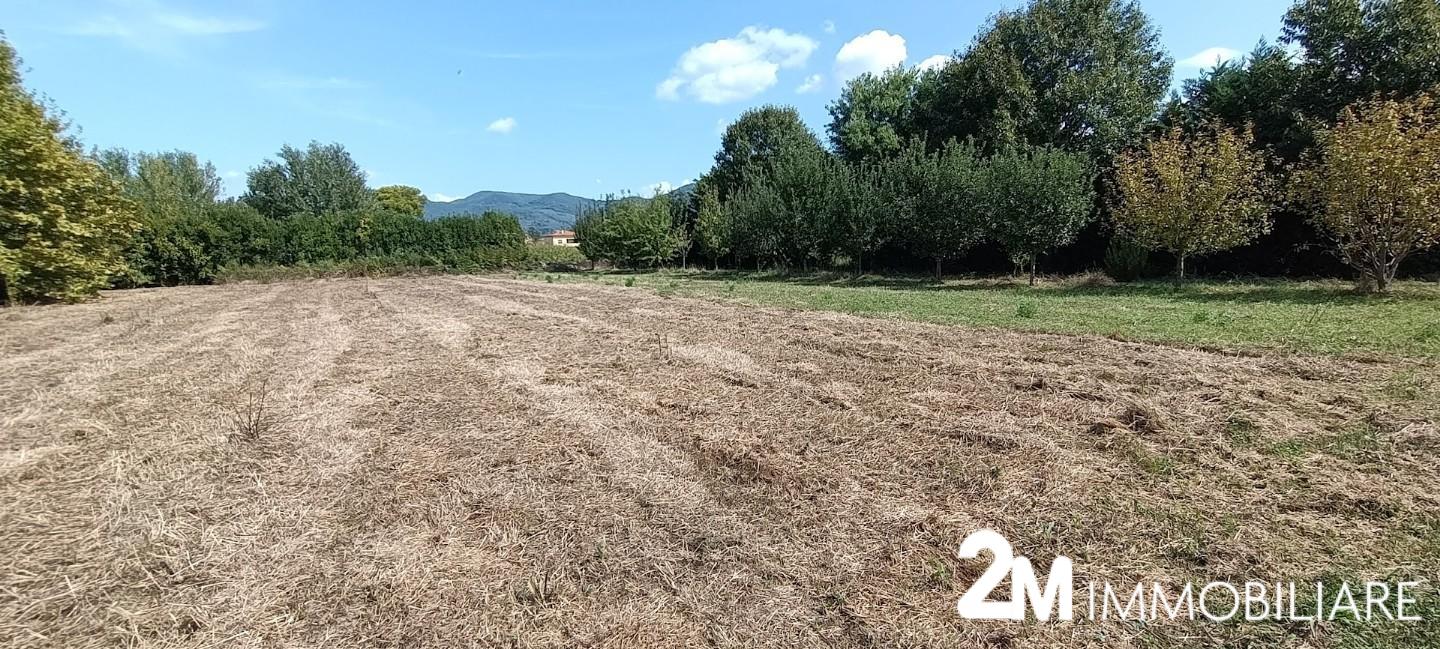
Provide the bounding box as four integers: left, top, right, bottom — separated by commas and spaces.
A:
1, 276, 1437, 648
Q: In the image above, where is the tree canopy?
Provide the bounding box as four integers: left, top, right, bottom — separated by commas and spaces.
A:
984, 145, 1096, 283
1111, 125, 1273, 277
1293, 94, 1440, 292
0, 37, 138, 303
243, 142, 374, 219
376, 185, 425, 217
710, 106, 825, 202
827, 67, 919, 163
99, 149, 222, 222
914, 0, 1173, 157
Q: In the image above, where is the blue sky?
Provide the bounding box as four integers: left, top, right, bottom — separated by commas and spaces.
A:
5, 0, 1293, 200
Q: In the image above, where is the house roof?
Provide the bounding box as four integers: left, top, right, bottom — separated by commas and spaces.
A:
542, 230, 575, 238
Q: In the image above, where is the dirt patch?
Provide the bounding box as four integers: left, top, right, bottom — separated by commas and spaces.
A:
1, 275, 1436, 648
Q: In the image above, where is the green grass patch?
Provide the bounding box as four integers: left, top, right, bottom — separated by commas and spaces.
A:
1224, 415, 1261, 447
534, 271, 1440, 358
1267, 439, 1310, 460
1322, 421, 1386, 462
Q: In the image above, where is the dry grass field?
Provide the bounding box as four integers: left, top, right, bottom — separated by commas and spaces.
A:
2, 276, 1437, 648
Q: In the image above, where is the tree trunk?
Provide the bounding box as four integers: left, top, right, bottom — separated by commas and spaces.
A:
0, 273, 8, 307
1028, 259, 1037, 286
934, 257, 943, 282
1372, 260, 1392, 293
1176, 255, 1186, 282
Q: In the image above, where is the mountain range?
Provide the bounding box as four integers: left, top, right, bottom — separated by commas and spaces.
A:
423, 184, 696, 233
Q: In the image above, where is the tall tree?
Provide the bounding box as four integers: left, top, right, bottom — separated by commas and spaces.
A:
884, 139, 988, 280
985, 145, 1097, 284
1159, 42, 1308, 160
1292, 95, 1440, 292
914, 0, 1172, 157
1111, 125, 1273, 278
727, 144, 837, 270
100, 149, 222, 221
828, 160, 887, 276
826, 67, 919, 163
0, 37, 138, 303
1282, 0, 1440, 121
692, 180, 731, 268
375, 185, 425, 217
243, 142, 374, 219
710, 106, 825, 202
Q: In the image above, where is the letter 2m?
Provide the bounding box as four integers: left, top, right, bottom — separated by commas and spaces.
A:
956, 529, 1074, 621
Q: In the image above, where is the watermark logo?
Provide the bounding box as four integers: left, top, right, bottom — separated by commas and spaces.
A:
955, 529, 1425, 623
957, 529, 1074, 621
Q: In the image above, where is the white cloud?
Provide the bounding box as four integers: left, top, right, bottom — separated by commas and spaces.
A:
822, 20, 836, 35
487, 117, 517, 134
656, 77, 683, 101
657, 26, 818, 103
428, 192, 458, 202
68, 2, 263, 53
916, 54, 949, 73
646, 181, 674, 195
834, 30, 907, 82
1179, 46, 1242, 69
796, 74, 824, 94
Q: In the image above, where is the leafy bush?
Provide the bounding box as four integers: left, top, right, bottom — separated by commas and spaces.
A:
1104, 235, 1150, 282
575, 195, 680, 268
524, 244, 586, 271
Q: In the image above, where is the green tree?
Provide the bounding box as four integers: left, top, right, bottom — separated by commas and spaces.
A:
0, 37, 138, 303
884, 139, 988, 280
243, 142, 375, 219
1159, 42, 1308, 160
574, 195, 680, 268
1292, 95, 1440, 292
1282, 0, 1440, 121
1111, 125, 1273, 278
914, 0, 1172, 157
828, 160, 887, 276
985, 145, 1096, 284
205, 201, 279, 267
727, 144, 837, 270
826, 67, 919, 163
692, 181, 731, 268
710, 105, 826, 201
100, 149, 222, 220
98, 149, 225, 287
375, 185, 425, 217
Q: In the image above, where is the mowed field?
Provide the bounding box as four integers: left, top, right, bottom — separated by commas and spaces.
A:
2, 276, 1438, 648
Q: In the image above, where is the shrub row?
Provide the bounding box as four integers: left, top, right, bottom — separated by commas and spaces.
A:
116, 205, 548, 287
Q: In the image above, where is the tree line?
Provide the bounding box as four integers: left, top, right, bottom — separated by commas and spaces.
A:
578, 0, 1440, 292
5, 0, 1440, 302
97, 143, 528, 289
0, 38, 529, 303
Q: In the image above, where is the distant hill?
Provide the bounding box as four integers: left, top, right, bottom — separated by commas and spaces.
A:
423, 184, 699, 232
423, 191, 596, 232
